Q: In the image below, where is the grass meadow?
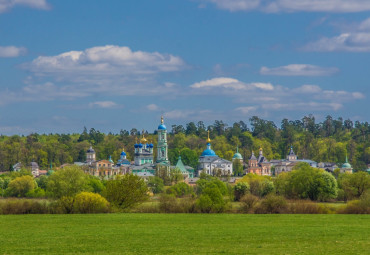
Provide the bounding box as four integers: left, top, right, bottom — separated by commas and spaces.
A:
0, 214, 369, 254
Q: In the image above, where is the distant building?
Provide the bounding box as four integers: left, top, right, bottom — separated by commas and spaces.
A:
273, 146, 317, 176
318, 162, 339, 173
246, 148, 271, 176
232, 146, 243, 163
198, 131, 233, 176
171, 156, 194, 178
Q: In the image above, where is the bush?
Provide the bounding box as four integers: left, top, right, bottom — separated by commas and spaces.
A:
147, 176, 164, 194
166, 182, 194, 197
255, 195, 287, 214
286, 200, 321, 214
0, 199, 49, 214
105, 174, 149, 210
26, 187, 46, 198
239, 194, 259, 213
338, 191, 370, 214
196, 186, 227, 213
234, 182, 249, 201
73, 192, 110, 213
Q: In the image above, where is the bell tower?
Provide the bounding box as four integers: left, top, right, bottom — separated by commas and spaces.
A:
156, 116, 168, 163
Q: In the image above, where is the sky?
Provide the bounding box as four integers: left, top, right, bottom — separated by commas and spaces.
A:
0, 0, 369, 135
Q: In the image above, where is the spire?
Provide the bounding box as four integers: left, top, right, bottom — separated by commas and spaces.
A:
161, 115, 164, 124
206, 130, 211, 143
259, 147, 263, 155
345, 153, 348, 163
236, 145, 239, 153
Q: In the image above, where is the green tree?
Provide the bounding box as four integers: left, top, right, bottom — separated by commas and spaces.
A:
196, 186, 227, 213
232, 159, 244, 177
166, 182, 193, 197
234, 182, 249, 201
105, 174, 149, 210
147, 176, 164, 194
7, 175, 36, 197
338, 172, 370, 199
47, 166, 89, 198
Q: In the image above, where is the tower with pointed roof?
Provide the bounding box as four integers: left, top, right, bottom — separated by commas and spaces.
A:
247, 148, 272, 176
156, 116, 169, 164
287, 146, 298, 161
86, 146, 96, 164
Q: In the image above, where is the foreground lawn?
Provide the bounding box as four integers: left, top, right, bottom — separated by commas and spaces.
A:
0, 214, 369, 254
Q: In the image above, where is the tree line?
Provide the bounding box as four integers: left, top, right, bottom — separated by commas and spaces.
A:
0, 115, 369, 171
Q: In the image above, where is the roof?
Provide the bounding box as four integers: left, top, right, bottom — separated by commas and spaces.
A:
135, 172, 155, 177
249, 151, 257, 160
175, 156, 194, 173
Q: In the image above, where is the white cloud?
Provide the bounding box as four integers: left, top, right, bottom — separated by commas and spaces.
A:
305, 17, 370, 52
147, 104, 160, 111
0, 0, 50, 13
260, 64, 339, 76
27, 45, 185, 77
200, 0, 370, 13
88, 101, 118, 109
0, 46, 26, 57
190, 77, 274, 91
190, 77, 365, 114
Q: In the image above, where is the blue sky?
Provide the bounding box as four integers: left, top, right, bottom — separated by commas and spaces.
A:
0, 0, 369, 135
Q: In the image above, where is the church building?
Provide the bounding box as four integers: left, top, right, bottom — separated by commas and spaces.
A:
197, 131, 233, 176
247, 148, 272, 176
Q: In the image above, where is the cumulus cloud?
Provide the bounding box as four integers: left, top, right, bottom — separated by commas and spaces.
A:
0, 46, 26, 57
27, 45, 185, 77
0, 0, 50, 13
190, 77, 274, 91
200, 0, 370, 13
88, 101, 119, 109
190, 77, 365, 114
260, 64, 339, 76
147, 104, 160, 111
305, 17, 370, 52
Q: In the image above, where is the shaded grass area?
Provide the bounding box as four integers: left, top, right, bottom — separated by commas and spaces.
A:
0, 214, 369, 254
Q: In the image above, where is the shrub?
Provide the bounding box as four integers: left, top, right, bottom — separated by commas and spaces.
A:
166, 182, 194, 197
338, 172, 370, 199
286, 200, 321, 214
0, 199, 49, 214
159, 194, 181, 213
26, 187, 46, 198
105, 174, 149, 210
255, 195, 287, 214
73, 192, 110, 213
234, 182, 249, 201
239, 194, 259, 213
338, 191, 370, 214
196, 186, 227, 213
147, 176, 164, 194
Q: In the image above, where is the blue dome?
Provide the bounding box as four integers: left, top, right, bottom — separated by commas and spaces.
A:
149, 144, 154, 148
138, 143, 143, 148
134, 144, 139, 148
202, 148, 217, 156
158, 124, 167, 130
120, 151, 126, 156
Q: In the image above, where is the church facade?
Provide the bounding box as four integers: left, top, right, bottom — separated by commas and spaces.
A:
197, 132, 233, 176
246, 148, 272, 176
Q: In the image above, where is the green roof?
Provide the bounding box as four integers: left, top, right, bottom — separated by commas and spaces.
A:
175, 156, 193, 173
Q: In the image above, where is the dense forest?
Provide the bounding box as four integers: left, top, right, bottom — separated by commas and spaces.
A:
0, 115, 369, 171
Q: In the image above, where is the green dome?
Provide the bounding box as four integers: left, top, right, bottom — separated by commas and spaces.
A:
342, 162, 352, 169
233, 152, 243, 159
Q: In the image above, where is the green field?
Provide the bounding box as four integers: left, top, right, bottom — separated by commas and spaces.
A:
0, 214, 369, 254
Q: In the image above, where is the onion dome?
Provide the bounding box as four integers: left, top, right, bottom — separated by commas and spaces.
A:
206, 130, 211, 143
134, 144, 139, 148
120, 151, 126, 156
201, 143, 217, 156
140, 137, 148, 144
158, 115, 167, 130
87, 146, 95, 153
149, 143, 154, 148
108, 155, 114, 164
233, 146, 243, 160
138, 143, 143, 148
